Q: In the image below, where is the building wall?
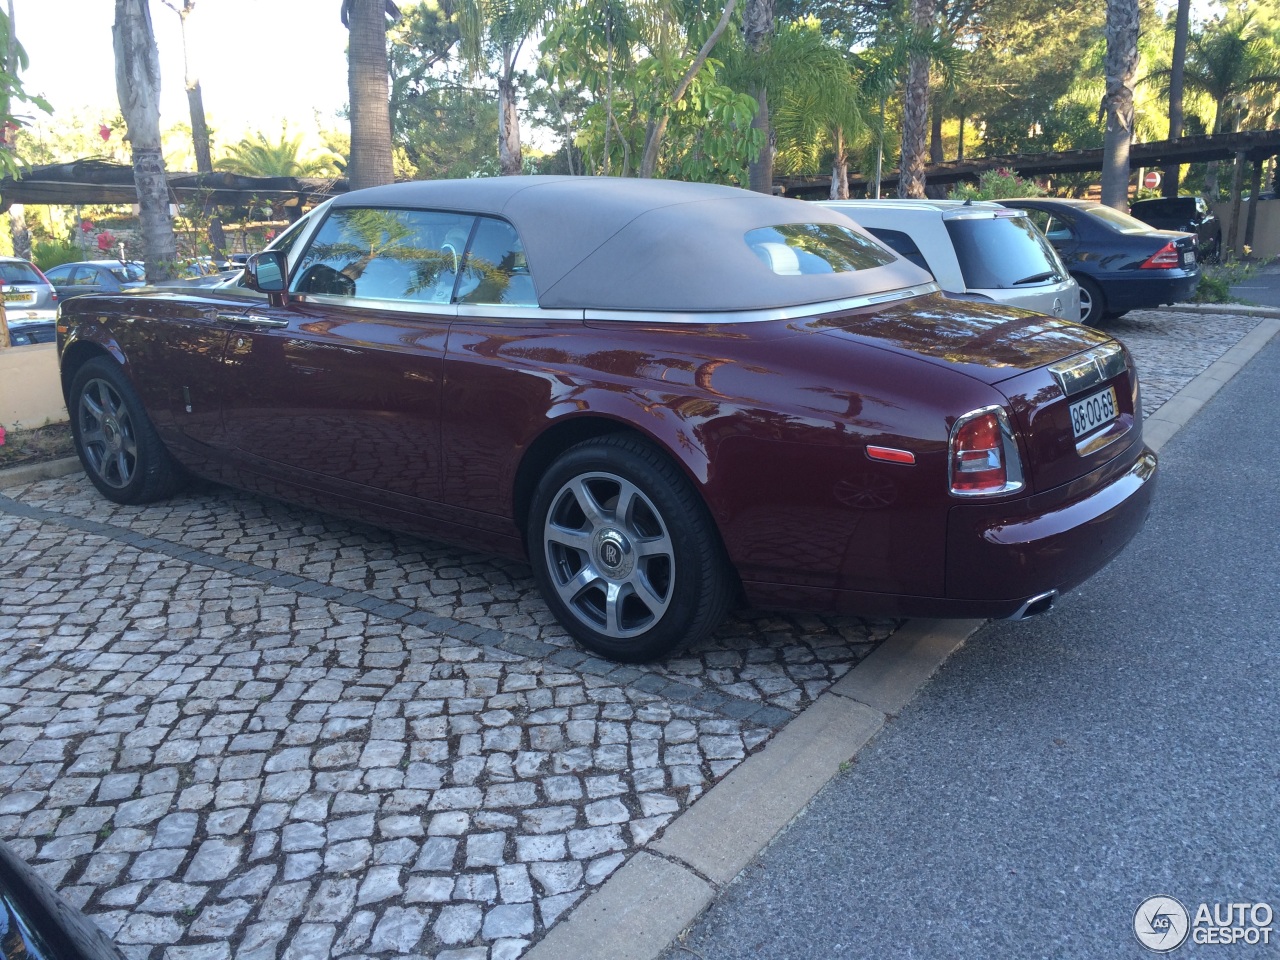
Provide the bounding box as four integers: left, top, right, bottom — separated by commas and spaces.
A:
1213, 197, 1280, 260
1, 343, 68, 431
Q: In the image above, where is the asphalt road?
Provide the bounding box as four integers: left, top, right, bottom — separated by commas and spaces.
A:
1232, 262, 1280, 308
663, 334, 1280, 959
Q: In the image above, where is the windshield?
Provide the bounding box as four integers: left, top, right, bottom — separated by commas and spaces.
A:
1086, 205, 1159, 234
944, 216, 1065, 289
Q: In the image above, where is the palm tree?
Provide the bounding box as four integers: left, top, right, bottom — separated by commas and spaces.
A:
159, 0, 226, 256
897, 0, 936, 198
1180, 11, 1280, 198
1161, 0, 1190, 196
113, 0, 179, 282
1100, 0, 1140, 210
216, 133, 343, 178
767, 26, 865, 199
457, 0, 549, 176
342, 0, 400, 189
743, 0, 775, 194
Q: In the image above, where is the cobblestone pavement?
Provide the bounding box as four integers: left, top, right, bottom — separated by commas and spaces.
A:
0, 309, 1264, 959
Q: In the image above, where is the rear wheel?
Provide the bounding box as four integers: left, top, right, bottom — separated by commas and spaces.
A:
528, 435, 734, 662
1076, 276, 1105, 326
70, 357, 184, 504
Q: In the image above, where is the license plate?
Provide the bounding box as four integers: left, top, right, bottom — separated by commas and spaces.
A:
1182, 251, 1195, 266
3, 291, 32, 303
1069, 385, 1118, 438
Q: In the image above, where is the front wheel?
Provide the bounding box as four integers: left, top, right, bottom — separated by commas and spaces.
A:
70, 357, 184, 504
528, 435, 734, 662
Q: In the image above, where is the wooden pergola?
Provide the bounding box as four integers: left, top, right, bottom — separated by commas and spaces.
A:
0, 158, 349, 214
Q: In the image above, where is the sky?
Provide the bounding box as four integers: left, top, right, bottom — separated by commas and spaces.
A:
14, 0, 353, 148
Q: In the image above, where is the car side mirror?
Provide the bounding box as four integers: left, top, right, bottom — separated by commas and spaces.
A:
245, 251, 287, 293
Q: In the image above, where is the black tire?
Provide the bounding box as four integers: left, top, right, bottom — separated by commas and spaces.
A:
1076, 275, 1105, 326
528, 434, 734, 662
69, 357, 184, 505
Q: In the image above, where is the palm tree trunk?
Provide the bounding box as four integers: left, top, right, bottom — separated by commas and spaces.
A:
166, 0, 227, 257
1161, 0, 1190, 197
829, 126, 849, 199
929, 94, 944, 164
898, 0, 935, 199
1100, 0, 1139, 210
498, 45, 522, 176
744, 0, 775, 194
113, 0, 179, 282
347, 0, 395, 189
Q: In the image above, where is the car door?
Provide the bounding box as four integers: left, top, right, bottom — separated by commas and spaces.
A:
439, 215, 581, 541
217, 205, 462, 510
1024, 209, 1082, 268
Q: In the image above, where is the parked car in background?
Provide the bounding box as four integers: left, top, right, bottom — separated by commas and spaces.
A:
6, 319, 56, 346
58, 177, 1156, 662
43, 260, 147, 301
1129, 196, 1221, 261
996, 198, 1200, 325
0, 838, 127, 959
818, 199, 1079, 321
0, 256, 59, 323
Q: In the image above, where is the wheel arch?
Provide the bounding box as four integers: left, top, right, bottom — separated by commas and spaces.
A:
60, 337, 129, 405
511, 412, 715, 550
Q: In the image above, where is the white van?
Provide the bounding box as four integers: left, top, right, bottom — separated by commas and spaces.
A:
819, 199, 1080, 321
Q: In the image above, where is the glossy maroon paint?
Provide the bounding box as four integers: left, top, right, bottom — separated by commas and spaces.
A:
59, 282, 1156, 622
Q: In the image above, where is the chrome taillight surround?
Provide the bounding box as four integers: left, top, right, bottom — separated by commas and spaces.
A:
948, 405, 1025, 498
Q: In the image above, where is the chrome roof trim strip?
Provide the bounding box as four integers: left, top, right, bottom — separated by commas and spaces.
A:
582, 282, 938, 325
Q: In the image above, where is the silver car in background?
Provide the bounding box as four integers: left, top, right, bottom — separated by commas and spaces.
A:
818, 199, 1080, 321
0, 255, 59, 323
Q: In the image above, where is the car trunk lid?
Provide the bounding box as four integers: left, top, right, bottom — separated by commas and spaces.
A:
810, 293, 1141, 493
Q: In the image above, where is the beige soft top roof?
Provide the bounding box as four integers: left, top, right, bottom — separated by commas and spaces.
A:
333, 176, 930, 311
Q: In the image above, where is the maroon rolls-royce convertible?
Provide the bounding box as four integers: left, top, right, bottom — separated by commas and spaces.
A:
57, 177, 1157, 661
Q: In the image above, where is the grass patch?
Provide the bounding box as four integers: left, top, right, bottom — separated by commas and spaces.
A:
0, 421, 76, 469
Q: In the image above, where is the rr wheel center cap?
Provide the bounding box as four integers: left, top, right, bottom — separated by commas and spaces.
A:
104, 417, 123, 451
594, 528, 635, 579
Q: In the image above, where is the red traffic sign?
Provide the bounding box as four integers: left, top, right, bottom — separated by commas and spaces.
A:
1142, 170, 1162, 189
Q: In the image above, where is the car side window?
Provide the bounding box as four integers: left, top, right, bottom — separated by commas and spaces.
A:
44, 265, 71, 282
865, 228, 933, 275
291, 207, 475, 304
456, 217, 537, 306
1027, 211, 1073, 242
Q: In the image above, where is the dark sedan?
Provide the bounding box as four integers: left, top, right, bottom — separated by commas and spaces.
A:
57, 177, 1157, 662
43, 260, 146, 301
997, 198, 1199, 325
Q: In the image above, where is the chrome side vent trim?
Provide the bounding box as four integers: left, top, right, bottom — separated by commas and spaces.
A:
1049, 343, 1127, 398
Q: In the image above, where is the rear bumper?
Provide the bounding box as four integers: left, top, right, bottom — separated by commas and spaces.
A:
1101, 273, 1198, 312
944, 446, 1157, 604
741, 445, 1157, 620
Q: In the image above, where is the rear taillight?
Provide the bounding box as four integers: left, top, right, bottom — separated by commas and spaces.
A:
949, 407, 1024, 497
1140, 241, 1181, 269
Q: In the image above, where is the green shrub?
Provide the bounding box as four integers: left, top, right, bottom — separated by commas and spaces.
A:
32, 238, 83, 272
1192, 260, 1256, 303
948, 168, 1047, 201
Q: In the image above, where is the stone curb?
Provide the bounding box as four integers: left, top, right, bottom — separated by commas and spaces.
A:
526, 319, 1280, 960
0, 455, 81, 490
525, 619, 980, 960
1168, 301, 1280, 318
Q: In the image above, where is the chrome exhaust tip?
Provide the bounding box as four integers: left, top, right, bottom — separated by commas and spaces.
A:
1010, 590, 1058, 620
